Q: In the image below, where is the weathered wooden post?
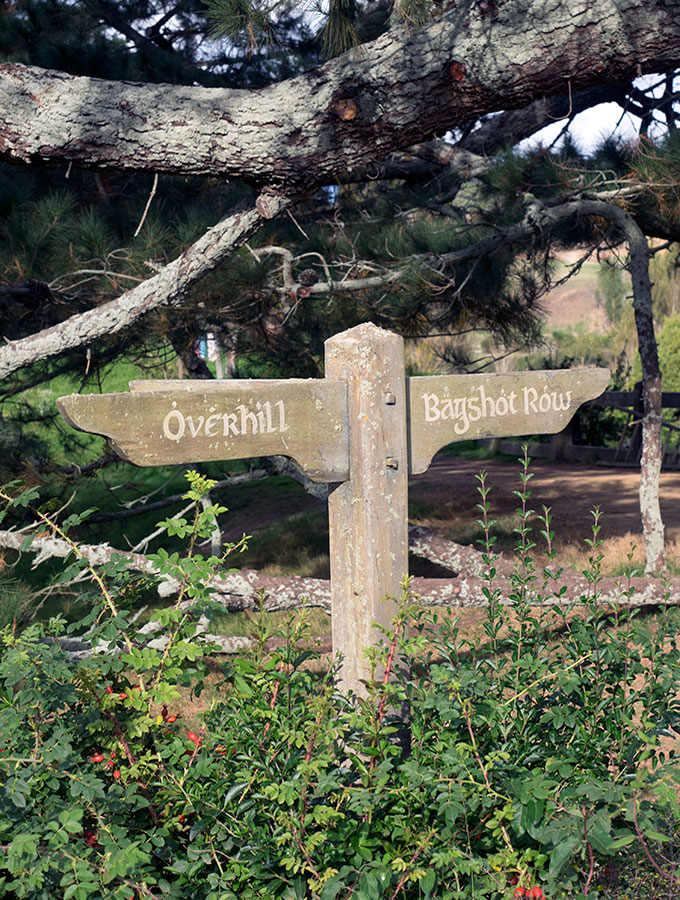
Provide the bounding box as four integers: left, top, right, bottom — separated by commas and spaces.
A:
56, 323, 611, 698
325, 324, 408, 694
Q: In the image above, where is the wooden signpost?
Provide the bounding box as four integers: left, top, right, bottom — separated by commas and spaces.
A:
57, 323, 609, 695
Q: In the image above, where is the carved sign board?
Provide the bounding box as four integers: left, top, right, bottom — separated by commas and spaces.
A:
58, 369, 610, 481
407, 368, 611, 475
56, 380, 349, 483
56, 323, 610, 698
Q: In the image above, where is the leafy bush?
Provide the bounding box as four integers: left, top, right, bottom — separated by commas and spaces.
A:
1, 465, 680, 899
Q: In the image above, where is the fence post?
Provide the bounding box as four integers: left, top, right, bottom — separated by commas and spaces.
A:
325, 323, 409, 696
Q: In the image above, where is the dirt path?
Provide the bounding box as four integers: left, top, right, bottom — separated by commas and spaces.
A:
226, 453, 680, 573
409, 454, 680, 570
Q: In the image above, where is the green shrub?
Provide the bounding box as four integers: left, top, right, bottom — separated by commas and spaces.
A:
1, 465, 680, 899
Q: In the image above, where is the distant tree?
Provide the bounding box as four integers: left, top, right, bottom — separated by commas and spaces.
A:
657, 315, 680, 393
597, 259, 630, 327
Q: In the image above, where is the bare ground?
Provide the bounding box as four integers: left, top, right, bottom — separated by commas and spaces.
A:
409, 454, 680, 571
225, 454, 680, 574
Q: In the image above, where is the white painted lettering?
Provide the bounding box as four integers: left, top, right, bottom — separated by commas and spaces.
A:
222, 412, 239, 436
479, 385, 496, 418
238, 404, 259, 434
524, 386, 538, 414
440, 398, 455, 420
264, 401, 274, 433
423, 393, 440, 422
537, 389, 551, 413
276, 400, 290, 432
187, 415, 205, 438
255, 401, 267, 433
453, 397, 470, 435
205, 413, 221, 437
163, 408, 185, 442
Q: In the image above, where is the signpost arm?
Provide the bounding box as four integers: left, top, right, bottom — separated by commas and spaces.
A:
325, 324, 409, 697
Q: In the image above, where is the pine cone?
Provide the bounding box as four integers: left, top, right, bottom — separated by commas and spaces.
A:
297, 268, 318, 286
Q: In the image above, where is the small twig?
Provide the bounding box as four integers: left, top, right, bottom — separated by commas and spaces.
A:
633, 797, 680, 884
287, 208, 310, 240
390, 845, 424, 900
131, 499, 195, 553
583, 806, 595, 895
545, 78, 573, 121
48, 269, 144, 288
134, 172, 159, 238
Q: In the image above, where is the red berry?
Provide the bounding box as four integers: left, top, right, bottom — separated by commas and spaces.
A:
131, 685, 141, 691
119, 692, 127, 699
113, 769, 121, 780
514, 889, 525, 899
106, 760, 114, 768
187, 731, 200, 744
177, 814, 184, 823
166, 715, 177, 723
91, 754, 105, 763
161, 706, 168, 719
105, 686, 113, 694
530, 888, 543, 899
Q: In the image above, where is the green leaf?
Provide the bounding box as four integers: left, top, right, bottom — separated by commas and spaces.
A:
233, 675, 253, 696
549, 835, 580, 877
420, 869, 436, 897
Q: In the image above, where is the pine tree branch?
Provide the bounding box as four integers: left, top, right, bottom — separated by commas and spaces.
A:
459, 82, 631, 155
0, 190, 292, 379
1, 1, 678, 183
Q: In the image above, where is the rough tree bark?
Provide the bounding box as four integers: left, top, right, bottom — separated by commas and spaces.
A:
0, 2, 677, 183
0, 0, 679, 381
2, 525, 677, 621
594, 205, 666, 574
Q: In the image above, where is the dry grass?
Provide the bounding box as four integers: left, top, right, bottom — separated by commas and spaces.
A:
411, 499, 680, 578
555, 533, 680, 576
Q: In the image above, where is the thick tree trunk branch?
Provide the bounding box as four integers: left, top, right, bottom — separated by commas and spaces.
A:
408, 524, 514, 579
0, 191, 291, 379
544, 200, 664, 573
1, 1, 678, 184
622, 224, 665, 574
3, 527, 678, 615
